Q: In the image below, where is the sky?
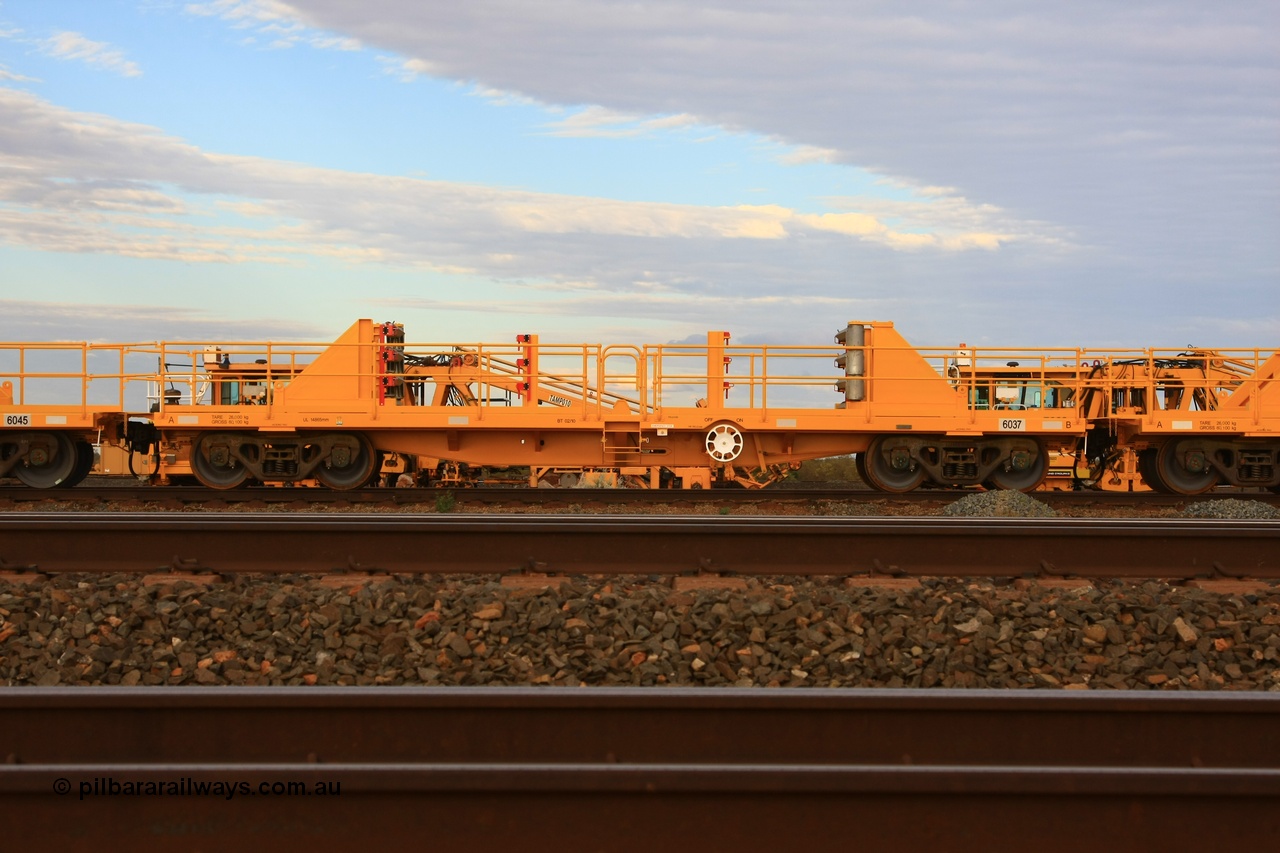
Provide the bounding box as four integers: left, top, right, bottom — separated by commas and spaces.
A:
0, 0, 1276, 351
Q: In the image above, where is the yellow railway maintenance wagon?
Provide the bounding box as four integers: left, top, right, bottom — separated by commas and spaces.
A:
2, 320, 1277, 494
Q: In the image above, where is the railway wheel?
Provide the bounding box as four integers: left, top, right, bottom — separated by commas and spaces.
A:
315, 433, 376, 490
13, 432, 77, 488
57, 441, 95, 488
861, 437, 925, 493
1138, 448, 1170, 493
854, 451, 870, 485
705, 423, 744, 462
986, 443, 1048, 492
1154, 440, 1218, 495
191, 434, 250, 489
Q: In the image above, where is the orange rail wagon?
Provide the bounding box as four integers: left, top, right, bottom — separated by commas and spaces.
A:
1, 320, 1277, 494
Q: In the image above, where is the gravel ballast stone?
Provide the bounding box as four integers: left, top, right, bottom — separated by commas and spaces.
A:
1179, 499, 1280, 519
3, 573, 1279, 690
942, 491, 1058, 517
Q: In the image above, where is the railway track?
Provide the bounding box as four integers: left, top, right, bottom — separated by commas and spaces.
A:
1, 512, 1276, 578
2, 687, 1278, 852
3, 482, 1278, 509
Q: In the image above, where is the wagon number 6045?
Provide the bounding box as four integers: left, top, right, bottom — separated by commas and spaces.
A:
3, 414, 31, 427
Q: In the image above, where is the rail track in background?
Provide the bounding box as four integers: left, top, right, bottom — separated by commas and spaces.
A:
2, 481, 1278, 510
0, 512, 1276, 578
2, 687, 1279, 852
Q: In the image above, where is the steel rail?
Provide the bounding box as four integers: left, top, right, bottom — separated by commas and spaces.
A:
3, 688, 1279, 851
2, 482, 1277, 508
0, 511, 1276, 577
3, 687, 1279, 766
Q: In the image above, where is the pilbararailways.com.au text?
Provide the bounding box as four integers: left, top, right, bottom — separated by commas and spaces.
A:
56, 776, 341, 800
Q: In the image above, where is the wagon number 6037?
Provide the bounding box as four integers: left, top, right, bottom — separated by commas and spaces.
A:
999, 418, 1025, 431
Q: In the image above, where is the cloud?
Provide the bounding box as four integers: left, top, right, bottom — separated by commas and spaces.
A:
272, 0, 1278, 289
0, 63, 38, 83
376, 55, 434, 82
472, 86, 541, 108
541, 107, 702, 139
185, 0, 359, 51
0, 87, 1035, 275
381, 289, 908, 350
39, 32, 142, 78
184, 0, 295, 26
0, 298, 324, 342
5, 84, 1104, 347
9, 0, 1278, 348
822, 184, 1072, 251
304, 34, 361, 51
394, 289, 882, 320
775, 145, 838, 166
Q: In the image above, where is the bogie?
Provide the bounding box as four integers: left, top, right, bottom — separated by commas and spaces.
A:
861, 436, 1051, 492
187, 432, 381, 490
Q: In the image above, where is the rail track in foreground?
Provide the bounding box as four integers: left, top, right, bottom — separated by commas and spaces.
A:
2, 687, 1278, 851
0, 512, 1276, 578
3, 482, 1279, 510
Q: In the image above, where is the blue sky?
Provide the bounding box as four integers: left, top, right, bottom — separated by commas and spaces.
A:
9, 3, 880, 206
0, 0, 1276, 350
